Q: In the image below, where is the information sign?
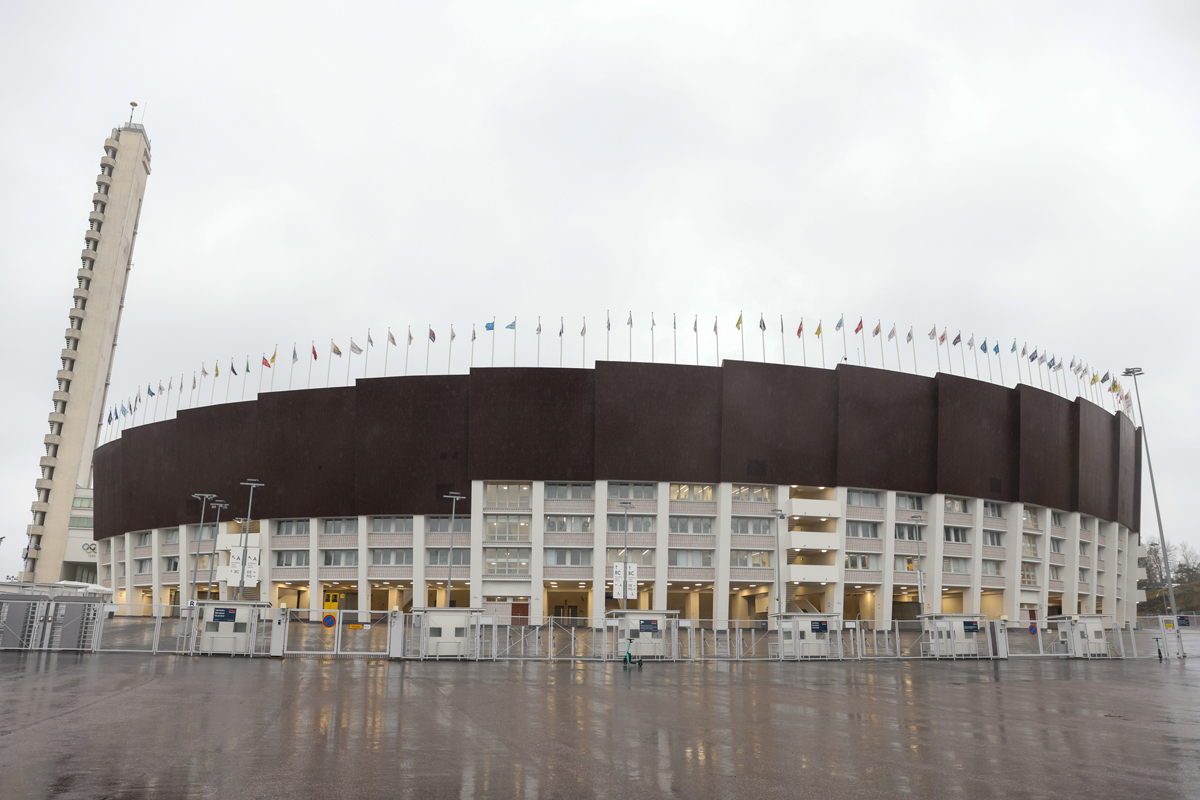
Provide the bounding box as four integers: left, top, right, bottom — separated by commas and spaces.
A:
811, 621, 828, 633
322, 614, 336, 628
211, 607, 237, 623
349, 624, 364, 630
625, 563, 638, 600
639, 620, 658, 633
1029, 624, 1037, 635
1179, 616, 1191, 627
612, 563, 626, 600
963, 621, 979, 633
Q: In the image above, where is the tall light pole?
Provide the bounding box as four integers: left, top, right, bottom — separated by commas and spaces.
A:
1124, 368, 1177, 618
207, 501, 228, 601
444, 491, 464, 607
188, 493, 216, 604
236, 480, 264, 601
773, 509, 787, 617
910, 514, 926, 613
619, 499, 633, 611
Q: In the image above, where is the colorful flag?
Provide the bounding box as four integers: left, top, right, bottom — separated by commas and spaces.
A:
952, 333, 962, 346
713, 317, 718, 334
262, 355, 271, 368
1021, 344, 1027, 358
1090, 371, 1099, 385
107, 409, 112, 424
836, 316, 844, 331
471, 327, 476, 342
1028, 349, 1038, 362
229, 360, 237, 376
906, 327, 913, 344
387, 331, 396, 347
967, 334, 976, 349
735, 313, 743, 330
505, 319, 516, 330
270, 347, 276, 365
979, 339, 987, 353
312, 344, 319, 360
559, 319, 564, 337
246, 357, 250, 373
485, 321, 495, 332
939, 329, 947, 344
428, 328, 436, 343
536, 320, 542, 335
1038, 352, 1046, 366
160, 381, 166, 393
928, 326, 936, 340
607, 312, 612, 332
349, 339, 363, 355
627, 313, 633, 328
1011, 341, 1017, 353
292, 346, 299, 364
796, 320, 804, 337
816, 321, 823, 337
450, 326, 456, 341
120, 403, 127, 417
992, 342, 999, 355
1069, 356, 1076, 372
581, 320, 587, 336
193, 375, 197, 389
1047, 355, 1056, 369
854, 318, 863, 334
213, 362, 219, 378
651, 314, 656, 330
407, 329, 413, 345
758, 315, 766, 332
694, 317, 698, 334
331, 342, 343, 357
1100, 370, 1110, 383
147, 383, 155, 397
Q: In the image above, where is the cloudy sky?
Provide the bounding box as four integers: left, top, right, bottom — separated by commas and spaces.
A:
2, 3, 1197, 577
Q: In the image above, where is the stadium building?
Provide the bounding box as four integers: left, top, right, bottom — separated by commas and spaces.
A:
92, 361, 1147, 629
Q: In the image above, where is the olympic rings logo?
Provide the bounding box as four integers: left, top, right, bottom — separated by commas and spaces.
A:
82, 542, 97, 555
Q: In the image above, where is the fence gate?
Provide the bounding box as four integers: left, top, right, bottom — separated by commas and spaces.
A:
0, 596, 48, 650
43, 598, 102, 651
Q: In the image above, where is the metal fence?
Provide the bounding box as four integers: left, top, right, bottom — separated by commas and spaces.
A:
4, 599, 1192, 662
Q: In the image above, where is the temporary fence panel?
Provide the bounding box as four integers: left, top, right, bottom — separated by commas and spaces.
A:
45, 598, 102, 652
338, 612, 391, 656
0, 597, 47, 650
549, 618, 601, 660
284, 608, 339, 655
96, 604, 162, 653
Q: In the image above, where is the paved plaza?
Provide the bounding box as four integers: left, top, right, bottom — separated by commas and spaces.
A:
0, 654, 1197, 799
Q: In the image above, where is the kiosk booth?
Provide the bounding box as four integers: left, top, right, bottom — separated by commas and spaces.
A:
196, 600, 271, 656
606, 609, 680, 660
408, 607, 487, 660
920, 613, 989, 658
1047, 614, 1116, 658
770, 612, 842, 660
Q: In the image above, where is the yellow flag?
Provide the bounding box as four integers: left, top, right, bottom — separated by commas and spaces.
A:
735, 313, 743, 330
815, 321, 823, 337
214, 362, 219, 377
270, 346, 277, 364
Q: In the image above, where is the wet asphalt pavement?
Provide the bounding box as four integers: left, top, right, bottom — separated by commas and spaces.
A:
0, 653, 1197, 799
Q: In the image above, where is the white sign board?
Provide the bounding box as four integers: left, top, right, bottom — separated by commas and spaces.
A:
612, 562, 626, 600
228, 548, 260, 586
625, 562, 638, 600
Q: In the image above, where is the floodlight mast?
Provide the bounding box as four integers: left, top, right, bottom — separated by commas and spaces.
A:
444, 492, 464, 607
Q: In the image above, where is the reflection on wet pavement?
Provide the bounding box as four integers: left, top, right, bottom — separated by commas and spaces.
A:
1, 654, 1197, 799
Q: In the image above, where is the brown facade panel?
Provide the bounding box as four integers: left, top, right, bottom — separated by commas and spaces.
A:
468, 368, 594, 482
117, 418, 187, 533
174, 402, 260, 526
1017, 386, 1077, 512
935, 374, 1019, 501
92, 440, 122, 541
594, 361, 722, 483
836, 365, 937, 495
254, 389, 353, 520
1115, 412, 1137, 530
355, 375, 471, 516
719, 360, 837, 486
1077, 398, 1118, 522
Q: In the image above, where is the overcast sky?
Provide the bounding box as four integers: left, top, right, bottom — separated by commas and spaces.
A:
2, 3, 1197, 578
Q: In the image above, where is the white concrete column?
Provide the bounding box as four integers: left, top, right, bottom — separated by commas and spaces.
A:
1065, 511, 1081, 615
469, 481, 484, 607
150, 527, 162, 610
967, 499, 984, 615
928, 494, 946, 614
654, 482, 670, 610
412, 514, 426, 609
715, 482, 733, 629
879, 492, 897, 622
1004, 503, 1021, 621
530, 482, 545, 624
307, 517, 320, 616
357, 515, 369, 620
592, 480, 608, 629
832, 487, 847, 618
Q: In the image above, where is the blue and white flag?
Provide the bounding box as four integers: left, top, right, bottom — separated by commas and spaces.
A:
505, 319, 516, 330
147, 383, 155, 397
485, 321, 495, 331
1029, 348, 1038, 362
980, 339, 987, 354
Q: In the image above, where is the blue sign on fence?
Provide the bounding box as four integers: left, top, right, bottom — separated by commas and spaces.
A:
811, 621, 828, 633
1179, 616, 1191, 627
1029, 624, 1038, 635
639, 620, 658, 633
963, 621, 979, 633
212, 608, 237, 623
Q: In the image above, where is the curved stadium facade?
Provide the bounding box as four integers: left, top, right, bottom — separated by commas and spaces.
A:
93, 360, 1146, 627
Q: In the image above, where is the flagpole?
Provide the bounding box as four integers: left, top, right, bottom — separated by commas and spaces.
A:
985, 344, 993, 382
448, 326, 454, 374
470, 326, 475, 369
739, 311, 745, 360
819, 322, 825, 368
364, 332, 371, 378
384, 330, 391, 377
1073, 359, 1081, 398
760, 315, 766, 362
908, 329, 916, 374
694, 316, 699, 366
346, 338, 353, 385
165, 381, 173, 420
491, 317, 496, 368
153, 385, 160, 423
674, 314, 678, 364
893, 326, 901, 371
606, 311, 611, 361
958, 335, 967, 374
944, 333, 954, 375
537, 316, 541, 367
559, 317, 564, 368
270, 345, 277, 391
406, 329, 412, 376
258, 355, 265, 397
189, 373, 195, 410
426, 327, 431, 376
327, 340, 334, 388
996, 348, 1004, 386
840, 314, 848, 364
651, 313, 655, 364
1015, 346, 1022, 386
878, 322, 885, 367
971, 336, 979, 378
512, 317, 517, 367
628, 312, 633, 361
801, 320, 808, 367
582, 318, 587, 367
933, 328, 941, 374
1035, 348, 1042, 389
714, 316, 720, 366
780, 316, 786, 365
210, 366, 217, 404
307, 342, 314, 389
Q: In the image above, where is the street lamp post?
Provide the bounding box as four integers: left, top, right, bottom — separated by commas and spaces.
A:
444, 491, 464, 607
773, 509, 788, 617
910, 514, 926, 613
236, 480, 264, 601
1123, 368, 1178, 618
188, 493, 216, 604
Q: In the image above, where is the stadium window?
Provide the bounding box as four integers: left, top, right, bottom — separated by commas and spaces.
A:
942, 557, 969, 574
895, 494, 923, 511
1078, 568, 1088, 583
669, 517, 713, 534
484, 548, 531, 575
670, 484, 714, 501
983, 502, 1003, 518
163, 556, 179, 572
1050, 538, 1063, 554
71, 497, 95, 508
944, 497, 967, 513
944, 527, 969, 544
545, 483, 594, 500
277, 519, 310, 536
1022, 507, 1040, 530
607, 483, 656, 500
485, 483, 531, 509
1022, 534, 1039, 555
731, 485, 772, 502
543, 548, 592, 566
1021, 563, 1038, 586
1049, 565, 1062, 581
894, 555, 920, 571
135, 558, 152, 574
731, 518, 772, 536
544, 515, 592, 533
982, 560, 1003, 576
847, 490, 880, 507
370, 548, 413, 565
323, 518, 358, 535
844, 553, 872, 570
1051, 511, 1064, 527
427, 548, 470, 566
608, 515, 655, 533
894, 524, 921, 541
275, 550, 311, 567
193, 525, 216, 541
321, 549, 359, 567
730, 550, 772, 568
847, 522, 879, 539
69, 516, 95, 528
606, 548, 655, 566
667, 549, 712, 567
983, 530, 1003, 547
163, 529, 179, 544
371, 516, 414, 533
427, 516, 470, 533
485, 515, 530, 541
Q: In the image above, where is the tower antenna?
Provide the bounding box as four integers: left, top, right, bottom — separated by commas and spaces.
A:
128, 101, 137, 124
